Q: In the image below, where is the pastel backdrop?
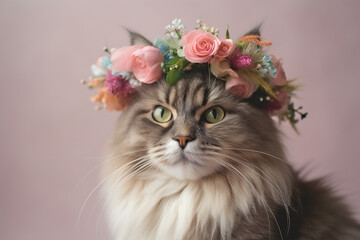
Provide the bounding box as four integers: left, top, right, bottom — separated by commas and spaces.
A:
1, 0, 359, 239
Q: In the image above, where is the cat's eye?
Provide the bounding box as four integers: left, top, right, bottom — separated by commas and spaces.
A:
204, 106, 225, 124
152, 106, 172, 123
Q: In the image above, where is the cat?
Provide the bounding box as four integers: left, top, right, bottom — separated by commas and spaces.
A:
100, 30, 360, 240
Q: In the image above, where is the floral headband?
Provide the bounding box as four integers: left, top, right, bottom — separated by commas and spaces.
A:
82, 19, 307, 129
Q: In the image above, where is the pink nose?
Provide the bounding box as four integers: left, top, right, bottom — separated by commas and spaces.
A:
172, 136, 195, 149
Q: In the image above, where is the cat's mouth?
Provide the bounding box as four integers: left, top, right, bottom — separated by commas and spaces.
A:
172, 151, 202, 166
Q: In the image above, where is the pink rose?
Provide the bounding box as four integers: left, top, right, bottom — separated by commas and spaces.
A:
181, 30, 221, 63
210, 59, 257, 98
131, 46, 164, 83
111, 46, 143, 72
214, 39, 234, 61
271, 55, 287, 86
111, 46, 164, 84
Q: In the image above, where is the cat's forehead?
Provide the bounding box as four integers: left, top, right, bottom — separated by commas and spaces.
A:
147, 75, 227, 111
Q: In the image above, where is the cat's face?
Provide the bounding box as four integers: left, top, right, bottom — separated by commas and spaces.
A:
113, 71, 288, 181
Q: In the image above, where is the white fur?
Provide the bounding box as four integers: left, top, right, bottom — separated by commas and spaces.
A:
103, 171, 255, 240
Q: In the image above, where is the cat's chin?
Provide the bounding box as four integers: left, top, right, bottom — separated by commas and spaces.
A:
159, 161, 214, 181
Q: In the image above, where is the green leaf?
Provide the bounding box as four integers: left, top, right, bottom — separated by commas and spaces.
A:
167, 56, 181, 66
226, 26, 230, 39
167, 56, 188, 69
166, 69, 184, 85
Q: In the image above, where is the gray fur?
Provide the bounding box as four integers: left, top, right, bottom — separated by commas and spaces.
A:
126, 29, 153, 46
243, 23, 263, 37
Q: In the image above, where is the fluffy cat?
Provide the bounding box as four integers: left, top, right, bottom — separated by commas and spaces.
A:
101, 30, 360, 240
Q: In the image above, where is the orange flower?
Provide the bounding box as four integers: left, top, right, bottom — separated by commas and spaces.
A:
238, 35, 272, 46
87, 77, 104, 88
90, 87, 131, 111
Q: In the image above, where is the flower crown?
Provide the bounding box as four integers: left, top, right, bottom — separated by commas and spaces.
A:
82, 19, 307, 129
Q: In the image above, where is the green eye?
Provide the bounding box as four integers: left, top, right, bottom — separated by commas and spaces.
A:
204, 106, 225, 124
152, 106, 172, 123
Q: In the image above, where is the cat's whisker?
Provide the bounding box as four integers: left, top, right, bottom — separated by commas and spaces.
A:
109, 151, 165, 191
203, 146, 290, 200
90, 157, 151, 214
77, 154, 150, 225
76, 148, 150, 187
148, 146, 166, 155
219, 147, 290, 166
113, 158, 153, 186
123, 161, 157, 183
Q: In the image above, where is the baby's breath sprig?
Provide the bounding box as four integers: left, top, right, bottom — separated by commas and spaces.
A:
196, 19, 219, 37
165, 18, 186, 39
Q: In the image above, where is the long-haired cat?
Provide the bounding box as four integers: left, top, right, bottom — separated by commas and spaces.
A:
101, 29, 360, 240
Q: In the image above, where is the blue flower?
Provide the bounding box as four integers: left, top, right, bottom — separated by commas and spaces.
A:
100, 56, 111, 69
157, 44, 170, 55
263, 55, 272, 63
261, 55, 278, 77
154, 38, 169, 52
154, 38, 174, 63
91, 56, 112, 77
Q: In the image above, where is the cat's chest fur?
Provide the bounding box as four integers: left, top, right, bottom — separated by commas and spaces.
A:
104, 173, 256, 240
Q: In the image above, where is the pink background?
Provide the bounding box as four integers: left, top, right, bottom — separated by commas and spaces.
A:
1, 0, 360, 239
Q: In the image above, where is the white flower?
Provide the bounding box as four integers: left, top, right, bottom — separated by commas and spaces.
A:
169, 32, 178, 38
91, 64, 106, 77
166, 36, 181, 49
165, 24, 175, 32
178, 25, 185, 35
172, 18, 182, 27
129, 78, 142, 88
165, 19, 186, 39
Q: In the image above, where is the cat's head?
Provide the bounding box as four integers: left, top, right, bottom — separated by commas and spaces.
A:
107, 30, 291, 185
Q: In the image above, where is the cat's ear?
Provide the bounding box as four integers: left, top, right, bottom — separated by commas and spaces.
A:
126, 29, 153, 46
242, 23, 262, 37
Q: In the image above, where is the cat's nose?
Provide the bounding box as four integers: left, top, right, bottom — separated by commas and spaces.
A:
172, 136, 195, 149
